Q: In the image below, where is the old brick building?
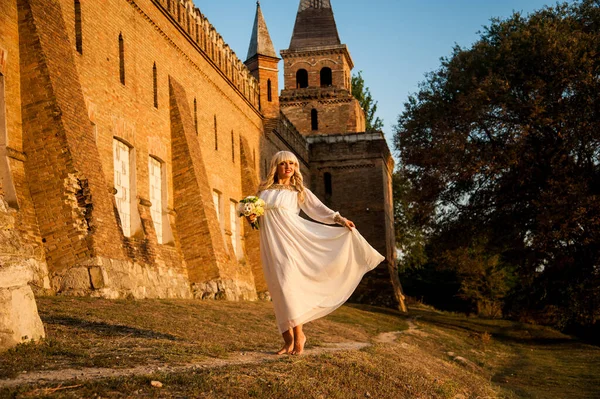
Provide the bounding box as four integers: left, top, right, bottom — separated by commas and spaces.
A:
0, 0, 404, 350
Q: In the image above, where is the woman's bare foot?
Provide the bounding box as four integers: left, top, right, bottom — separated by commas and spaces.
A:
276, 329, 294, 355
291, 333, 306, 355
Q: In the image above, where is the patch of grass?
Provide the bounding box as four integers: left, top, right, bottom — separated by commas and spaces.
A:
1, 298, 599, 398
2, 344, 503, 399
410, 306, 600, 399
0, 297, 408, 379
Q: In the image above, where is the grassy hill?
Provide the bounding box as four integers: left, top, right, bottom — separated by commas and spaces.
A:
0, 297, 598, 398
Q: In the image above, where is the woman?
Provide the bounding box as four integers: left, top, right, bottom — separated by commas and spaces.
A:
250, 151, 384, 355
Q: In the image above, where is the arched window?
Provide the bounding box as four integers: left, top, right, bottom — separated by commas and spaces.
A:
267, 79, 272, 102
311, 109, 318, 131
153, 63, 158, 108
324, 173, 332, 197
74, 0, 82, 54
296, 69, 308, 89
118, 33, 125, 85
320, 67, 332, 87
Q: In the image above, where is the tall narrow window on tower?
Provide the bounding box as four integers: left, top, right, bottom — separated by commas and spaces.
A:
267, 79, 272, 102
311, 109, 319, 131
324, 172, 332, 197
119, 33, 125, 85
153, 63, 158, 108
320, 67, 332, 87
296, 69, 308, 88
74, 0, 82, 54
309, 0, 324, 8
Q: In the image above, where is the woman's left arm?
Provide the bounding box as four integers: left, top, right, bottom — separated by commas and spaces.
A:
300, 188, 355, 228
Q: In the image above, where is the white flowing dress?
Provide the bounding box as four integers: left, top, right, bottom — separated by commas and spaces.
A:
259, 185, 385, 333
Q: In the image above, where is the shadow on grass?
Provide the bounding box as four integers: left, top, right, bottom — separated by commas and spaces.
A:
410, 307, 579, 346
42, 315, 179, 341
345, 302, 408, 318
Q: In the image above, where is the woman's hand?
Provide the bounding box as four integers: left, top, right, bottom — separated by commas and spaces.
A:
345, 219, 355, 229
247, 214, 257, 224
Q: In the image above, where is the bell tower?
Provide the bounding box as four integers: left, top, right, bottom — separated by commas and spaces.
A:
279, 0, 366, 135
245, 1, 279, 119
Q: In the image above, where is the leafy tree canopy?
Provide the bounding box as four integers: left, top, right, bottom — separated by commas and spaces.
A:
352, 71, 384, 132
394, 0, 600, 330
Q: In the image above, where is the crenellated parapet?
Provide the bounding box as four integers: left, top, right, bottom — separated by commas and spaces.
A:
152, 0, 259, 109
264, 112, 309, 165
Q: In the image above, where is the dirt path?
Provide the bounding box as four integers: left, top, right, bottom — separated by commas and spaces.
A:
0, 320, 418, 388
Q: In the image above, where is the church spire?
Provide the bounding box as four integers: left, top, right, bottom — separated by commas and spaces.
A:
246, 1, 277, 61
289, 0, 341, 50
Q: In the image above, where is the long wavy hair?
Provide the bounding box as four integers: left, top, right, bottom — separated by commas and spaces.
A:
258, 151, 306, 203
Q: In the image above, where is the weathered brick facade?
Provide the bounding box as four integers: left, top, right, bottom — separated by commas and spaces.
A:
0, 0, 404, 350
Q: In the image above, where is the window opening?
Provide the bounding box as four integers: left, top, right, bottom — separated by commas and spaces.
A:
119, 33, 125, 85
324, 172, 332, 196
75, 0, 82, 54
153, 63, 158, 108
296, 69, 308, 88
320, 67, 332, 87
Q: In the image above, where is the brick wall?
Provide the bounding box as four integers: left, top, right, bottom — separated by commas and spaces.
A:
9, 0, 266, 299
0, 0, 48, 290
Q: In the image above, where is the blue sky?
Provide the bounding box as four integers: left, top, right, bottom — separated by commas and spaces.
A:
196, 0, 555, 152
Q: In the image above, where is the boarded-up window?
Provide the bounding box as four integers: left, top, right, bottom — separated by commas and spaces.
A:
148, 156, 163, 243
230, 200, 239, 257
113, 139, 131, 236
0, 73, 18, 209
213, 190, 221, 222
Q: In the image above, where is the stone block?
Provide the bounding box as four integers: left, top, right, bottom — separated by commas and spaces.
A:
59, 267, 91, 292
0, 261, 34, 289
88, 266, 107, 289
0, 285, 45, 352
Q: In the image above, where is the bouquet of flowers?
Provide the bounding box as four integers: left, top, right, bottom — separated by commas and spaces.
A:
237, 196, 266, 230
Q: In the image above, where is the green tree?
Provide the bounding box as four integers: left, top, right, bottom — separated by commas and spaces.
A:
352, 71, 384, 132
394, 1, 600, 329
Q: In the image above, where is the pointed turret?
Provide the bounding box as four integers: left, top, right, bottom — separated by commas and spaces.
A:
289, 0, 341, 50
245, 1, 280, 119
246, 1, 277, 60
279, 0, 364, 135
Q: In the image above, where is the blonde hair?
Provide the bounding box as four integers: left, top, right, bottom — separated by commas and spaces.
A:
258, 151, 306, 202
